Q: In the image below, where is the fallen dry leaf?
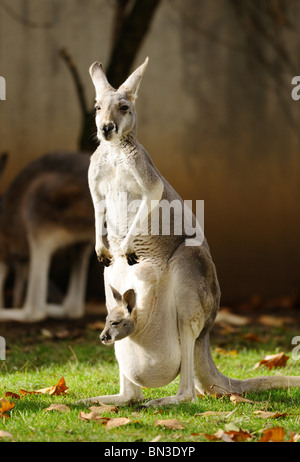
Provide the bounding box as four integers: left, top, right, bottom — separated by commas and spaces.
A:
258, 427, 285, 442
230, 394, 255, 405
106, 417, 131, 429
89, 404, 118, 414
19, 376, 68, 396
0, 398, 15, 418
78, 410, 110, 424
154, 418, 185, 430
254, 352, 289, 370
45, 403, 70, 413
0, 430, 13, 439
253, 410, 287, 419
5, 392, 20, 400
204, 428, 252, 442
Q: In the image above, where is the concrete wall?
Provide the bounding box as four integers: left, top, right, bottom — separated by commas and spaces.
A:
0, 0, 300, 303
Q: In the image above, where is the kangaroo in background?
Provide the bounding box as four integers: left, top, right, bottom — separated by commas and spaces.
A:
0, 151, 94, 322
77, 58, 300, 407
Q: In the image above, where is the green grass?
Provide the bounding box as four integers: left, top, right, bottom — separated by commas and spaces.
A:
0, 318, 299, 442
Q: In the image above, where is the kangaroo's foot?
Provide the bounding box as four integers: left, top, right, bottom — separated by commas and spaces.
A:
0, 308, 46, 322
76, 393, 143, 406
143, 393, 197, 408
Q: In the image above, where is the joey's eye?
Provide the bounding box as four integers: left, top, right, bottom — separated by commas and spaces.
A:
120, 105, 129, 112
111, 321, 121, 326
95, 105, 101, 111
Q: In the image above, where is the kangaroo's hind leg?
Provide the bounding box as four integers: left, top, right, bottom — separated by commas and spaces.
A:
0, 236, 52, 321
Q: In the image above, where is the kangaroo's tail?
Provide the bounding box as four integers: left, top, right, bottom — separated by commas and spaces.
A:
194, 334, 300, 395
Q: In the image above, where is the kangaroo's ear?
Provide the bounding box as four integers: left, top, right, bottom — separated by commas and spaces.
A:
122, 289, 136, 314
89, 62, 114, 99
110, 285, 122, 303
118, 57, 149, 102
0, 152, 8, 179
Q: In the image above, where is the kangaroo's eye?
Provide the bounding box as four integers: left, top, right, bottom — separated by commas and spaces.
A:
111, 321, 121, 326
95, 105, 101, 111
120, 105, 129, 112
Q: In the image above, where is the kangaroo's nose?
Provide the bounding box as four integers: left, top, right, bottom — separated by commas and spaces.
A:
100, 122, 115, 137
100, 332, 111, 343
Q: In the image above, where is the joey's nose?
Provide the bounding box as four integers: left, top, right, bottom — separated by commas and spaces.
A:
100, 122, 115, 138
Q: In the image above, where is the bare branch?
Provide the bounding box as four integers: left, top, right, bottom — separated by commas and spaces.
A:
59, 48, 89, 119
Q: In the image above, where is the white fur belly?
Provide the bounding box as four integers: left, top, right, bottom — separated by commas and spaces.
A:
115, 337, 181, 388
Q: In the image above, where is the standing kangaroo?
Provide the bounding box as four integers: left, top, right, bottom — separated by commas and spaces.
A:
0, 151, 94, 322
78, 58, 300, 407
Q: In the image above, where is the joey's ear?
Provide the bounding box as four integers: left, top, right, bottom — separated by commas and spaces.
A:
118, 57, 149, 102
0, 152, 8, 178
110, 285, 122, 303
89, 61, 114, 98
122, 289, 136, 314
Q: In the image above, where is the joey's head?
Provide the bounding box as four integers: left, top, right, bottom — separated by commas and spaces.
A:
100, 287, 137, 345
89, 58, 149, 142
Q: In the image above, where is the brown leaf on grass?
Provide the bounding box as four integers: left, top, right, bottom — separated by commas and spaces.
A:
78, 410, 111, 424
0, 430, 13, 439
230, 394, 255, 405
0, 398, 15, 418
19, 376, 68, 396
154, 418, 185, 430
204, 428, 252, 442
254, 352, 289, 370
253, 410, 287, 419
5, 392, 21, 399
89, 404, 118, 414
45, 403, 70, 413
224, 429, 252, 442
258, 427, 285, 442
106, 417, 131, 429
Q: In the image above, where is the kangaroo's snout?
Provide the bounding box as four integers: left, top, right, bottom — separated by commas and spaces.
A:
100, 122, 117, 139
100, 331, 112, 344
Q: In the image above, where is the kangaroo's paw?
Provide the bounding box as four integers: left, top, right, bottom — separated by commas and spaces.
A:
97, 254, 113, 267
96, 246, 113, 267
126, 253, 139, 266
